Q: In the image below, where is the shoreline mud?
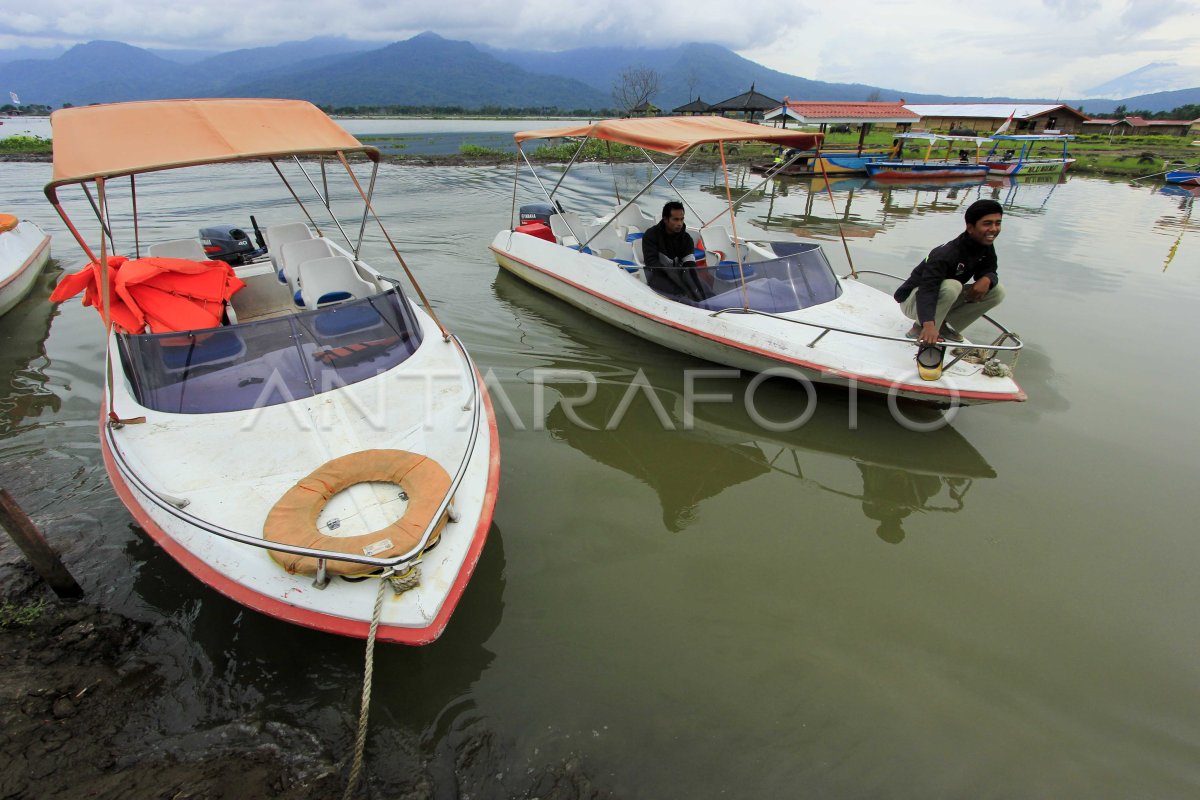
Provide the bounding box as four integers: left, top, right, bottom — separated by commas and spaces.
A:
0, 534, 611, 800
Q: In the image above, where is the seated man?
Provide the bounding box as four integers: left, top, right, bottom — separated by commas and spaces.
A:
894, 198, 1007, 345
640, 201, 709, 302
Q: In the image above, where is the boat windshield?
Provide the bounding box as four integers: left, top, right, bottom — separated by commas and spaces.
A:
117, 290, 424, 414
692, 243, 842, 313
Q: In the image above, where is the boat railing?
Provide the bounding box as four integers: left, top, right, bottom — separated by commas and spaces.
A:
711, 267, 1024, 368
102, 333, 484, 582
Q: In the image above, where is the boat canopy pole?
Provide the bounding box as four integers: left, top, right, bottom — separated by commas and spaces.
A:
639, 148, 701, 221
817, 156, 858, 278
335, 152, 449, 340
47, 196, 99, 266
520, 145, 585, 243
270, 159, 324, 235
718, 145, 751, 310
581, 148, 692, 246
702, 153, 801, 228
579, 153, 685, 249
96, 179, 111, 333
80, 182, 117, 253
509, 153, 521, 228
290, 156, 357, 251
320, 157, 330, 207
520, 146, 563, 211
549, 135, 592, 199
354, 159, 379, 259
607, 140, 621, 206
130, 174, 141, 258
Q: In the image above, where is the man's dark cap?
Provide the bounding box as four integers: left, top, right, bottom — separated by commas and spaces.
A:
965, 199, 1003, 225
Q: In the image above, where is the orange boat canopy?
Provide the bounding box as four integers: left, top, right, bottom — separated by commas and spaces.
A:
513, 116, 823, 156
46, 98, 377, 191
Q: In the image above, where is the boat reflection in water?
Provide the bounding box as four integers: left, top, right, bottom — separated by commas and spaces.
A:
679, 383, 995, 544
0, 260, 62, 437
1155, 182, 1198, 272
543, 374, 772, 532
982, 172, 1067, 214
496, 271, 995, 542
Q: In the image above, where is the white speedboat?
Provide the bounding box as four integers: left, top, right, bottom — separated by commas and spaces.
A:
0, 214, 51, 317
45, 99, 499, 644
488, 117, 1024, 406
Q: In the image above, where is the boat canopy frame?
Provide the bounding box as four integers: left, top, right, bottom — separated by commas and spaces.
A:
505, 117, 1024, 374
44, 98, 448, 340
512, 116, 823, 249
984, 133, 1075, 163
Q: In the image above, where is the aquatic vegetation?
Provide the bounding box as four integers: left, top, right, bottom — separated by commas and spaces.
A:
0, 598, 47, 628
0, 135, 51, 153
459, 143, 511, 158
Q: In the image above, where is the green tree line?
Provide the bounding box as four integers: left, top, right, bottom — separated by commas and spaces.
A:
1107, 103, 1200, 120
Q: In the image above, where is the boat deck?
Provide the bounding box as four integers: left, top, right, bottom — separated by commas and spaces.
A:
231, 263, 295, 322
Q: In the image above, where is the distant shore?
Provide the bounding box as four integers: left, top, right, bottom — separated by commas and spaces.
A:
2, 146, 1195, 179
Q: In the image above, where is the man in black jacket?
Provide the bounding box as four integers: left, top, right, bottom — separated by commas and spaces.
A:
894, 199, 1007, 346
641, 201, 709, 302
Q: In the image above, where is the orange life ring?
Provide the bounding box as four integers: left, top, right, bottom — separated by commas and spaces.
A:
264, 449, 452, 576
0, 214, 18, 234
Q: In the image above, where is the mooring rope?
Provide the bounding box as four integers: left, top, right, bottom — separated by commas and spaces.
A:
342, 567, 394, 800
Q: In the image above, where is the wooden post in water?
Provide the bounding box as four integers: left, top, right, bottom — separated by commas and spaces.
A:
0, 489, 84, 599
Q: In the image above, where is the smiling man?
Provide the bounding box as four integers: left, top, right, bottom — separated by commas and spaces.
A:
895, 198, 1007, 346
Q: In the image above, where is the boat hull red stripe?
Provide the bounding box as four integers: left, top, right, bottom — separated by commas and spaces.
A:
99, 369, 501, 645
490, 244, 1025, 404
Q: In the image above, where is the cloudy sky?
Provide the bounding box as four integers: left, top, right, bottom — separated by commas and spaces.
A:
2, 0, 1198, 98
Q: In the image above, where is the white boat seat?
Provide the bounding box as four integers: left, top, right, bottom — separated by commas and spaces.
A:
279, 237, 335, 304
631, 238, 645, 266
264, 222, 314, 282
549, 211, 585, 248
583, 223, 632, 260
699, 225, 740, 266
148, 238, 208, 261
612, 203, 656, 232
298, 255, 376, 309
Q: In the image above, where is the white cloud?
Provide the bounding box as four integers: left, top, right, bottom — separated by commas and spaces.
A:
0, 0, 1197, 98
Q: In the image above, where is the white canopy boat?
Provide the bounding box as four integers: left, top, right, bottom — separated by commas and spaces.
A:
0, 213, 51, 317
488, 117, 1025, 406
983, 134, 1075, 176
45, 99, 499, 644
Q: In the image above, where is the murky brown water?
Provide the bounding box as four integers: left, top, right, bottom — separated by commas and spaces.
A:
3, 156, 1199, 797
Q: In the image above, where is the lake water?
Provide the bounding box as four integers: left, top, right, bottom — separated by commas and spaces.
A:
2, 158, 1200, 797
1, 116, 584, 154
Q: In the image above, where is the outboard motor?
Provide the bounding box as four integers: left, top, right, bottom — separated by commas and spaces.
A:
519, 203, 555, 227
199, 222, 268, 265
515, 203, 557, 243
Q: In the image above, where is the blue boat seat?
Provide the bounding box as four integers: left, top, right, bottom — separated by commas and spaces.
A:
715, 263, 755, 281
159, 329, 245, 372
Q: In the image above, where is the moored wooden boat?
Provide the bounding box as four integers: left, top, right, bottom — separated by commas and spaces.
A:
864, 133, 990, 181
982, 134, 1075, 176
1164, 168, 1200, 187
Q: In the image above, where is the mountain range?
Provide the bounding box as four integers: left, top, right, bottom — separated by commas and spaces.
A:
2, 33, 1197, 116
